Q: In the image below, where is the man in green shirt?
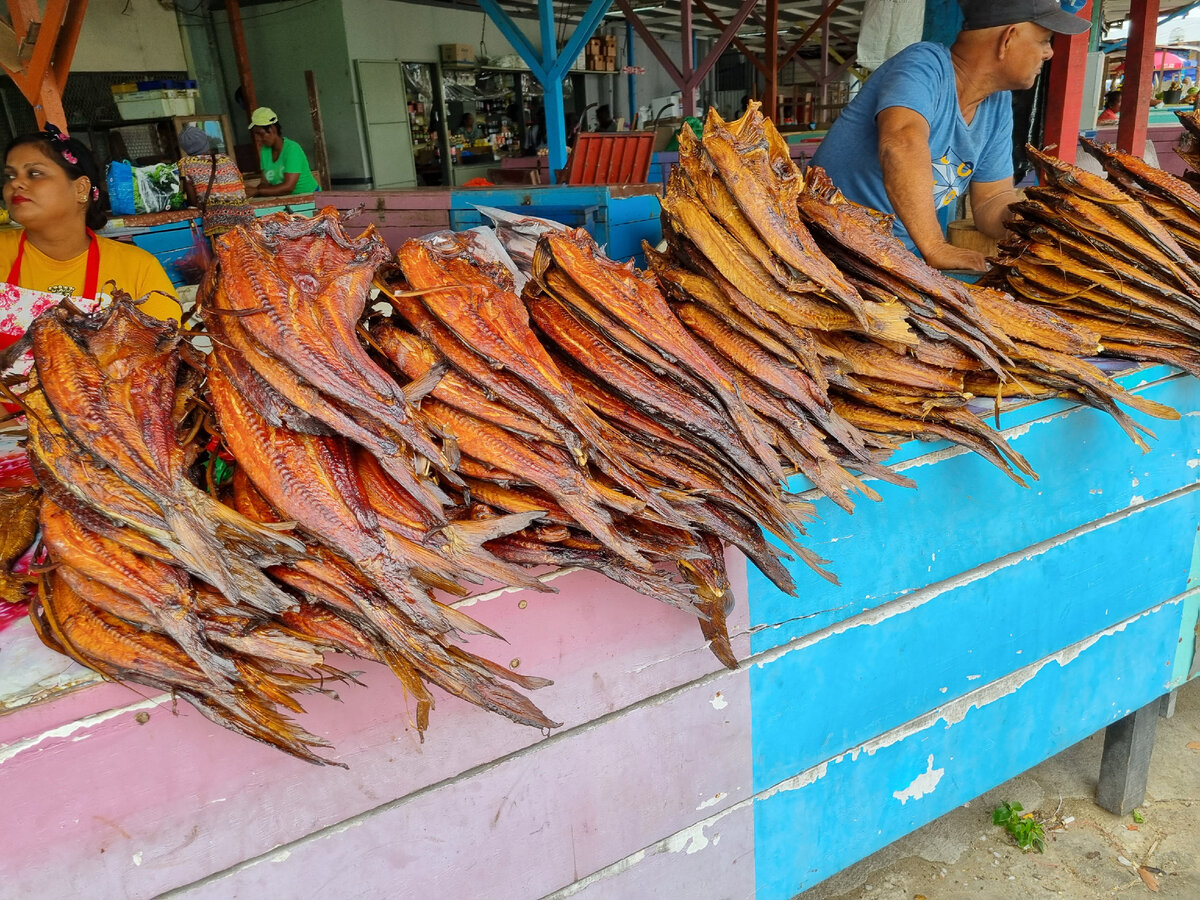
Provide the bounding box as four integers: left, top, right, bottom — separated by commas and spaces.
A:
247, 107, 319, 196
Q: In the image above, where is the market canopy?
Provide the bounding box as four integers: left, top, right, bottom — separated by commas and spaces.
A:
1111, 49, 1192, 73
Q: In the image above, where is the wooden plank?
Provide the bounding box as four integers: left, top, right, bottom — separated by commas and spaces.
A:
0, 563, 749, 897
304, 70, 331, 191
172, 672, 754, 898
543, 803, 757, 899
748, 372, 1200, 653
748, 492, 1198, 792
749, 602, 1185, 898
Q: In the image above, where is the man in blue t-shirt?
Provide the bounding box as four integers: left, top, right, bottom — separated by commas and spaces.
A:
812, 0, 1089, 271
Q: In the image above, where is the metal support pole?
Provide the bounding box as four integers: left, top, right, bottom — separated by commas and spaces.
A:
626, 21, 637, 126
820, 0, 831, 108
478, 0, 612, 180
764, 0, 778, 120
681, 0, 694, 115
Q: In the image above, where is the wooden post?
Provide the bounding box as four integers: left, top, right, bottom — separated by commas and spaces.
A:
304, 70, 330, 190
764, 0, 778, 120
1041, 0, 1092, 164
225, 0, 257, 114
1116, 0, 1159, 156
680, 0, 694, 116
1097, 698, 1161, 816
3, 0, 86, 130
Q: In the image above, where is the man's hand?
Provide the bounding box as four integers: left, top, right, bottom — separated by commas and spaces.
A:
920, 241, 988, 272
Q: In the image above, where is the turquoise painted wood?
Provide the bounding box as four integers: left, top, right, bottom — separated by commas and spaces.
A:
751, 602, 1185, 898
745, 369, 1200, 897
748, 368, 1196, 653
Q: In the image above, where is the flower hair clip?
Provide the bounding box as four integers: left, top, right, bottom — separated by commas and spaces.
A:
42, 123, 78, 166
90, 186, 99, 201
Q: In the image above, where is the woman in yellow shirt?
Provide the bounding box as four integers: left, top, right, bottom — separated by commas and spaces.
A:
0, 124, 180, 359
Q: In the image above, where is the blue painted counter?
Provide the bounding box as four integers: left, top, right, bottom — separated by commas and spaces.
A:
449, 184, 662, 267
743, 364, 1199, 896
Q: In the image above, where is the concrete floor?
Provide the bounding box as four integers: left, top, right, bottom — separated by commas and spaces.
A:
803, 679, 1200, 899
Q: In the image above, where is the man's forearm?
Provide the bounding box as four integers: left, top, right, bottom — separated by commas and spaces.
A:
879, 136, 953, 257
971, 188, 1018, 239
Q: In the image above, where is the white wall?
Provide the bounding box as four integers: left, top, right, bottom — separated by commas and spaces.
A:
210, 0, 363, 181
72, 0, 187, 71
342, 0, 544, 63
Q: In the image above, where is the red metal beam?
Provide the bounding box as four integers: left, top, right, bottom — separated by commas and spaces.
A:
226, 0, 257, 113
52, 0, 87, 94
764, 0, 778, 117
695, 0, 766, 76
6, 0, 75, 128
1042, 0, 1093, 163
685, 0, 759, 89
616, 0, 684, 86
1117, 0, 1158, 155
681, 0, 693, 114
778, 0, 846, 71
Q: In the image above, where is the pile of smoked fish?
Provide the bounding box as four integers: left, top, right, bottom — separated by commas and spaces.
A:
7, 104, 1188, 764
980, 129, 1200, 395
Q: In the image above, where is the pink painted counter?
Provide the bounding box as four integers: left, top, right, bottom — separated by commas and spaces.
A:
0, 561, 753, 898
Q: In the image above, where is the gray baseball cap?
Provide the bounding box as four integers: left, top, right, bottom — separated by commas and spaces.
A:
959, 0, 1091, 35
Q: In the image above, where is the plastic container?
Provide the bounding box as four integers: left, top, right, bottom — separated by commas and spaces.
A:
115, 89, 198, 120
110, 82, 139, 95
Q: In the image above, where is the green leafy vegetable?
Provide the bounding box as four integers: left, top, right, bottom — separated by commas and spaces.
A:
992, 801, 1046, 853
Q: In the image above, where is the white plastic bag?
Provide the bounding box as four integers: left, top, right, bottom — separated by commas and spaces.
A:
858, 0, 926, 71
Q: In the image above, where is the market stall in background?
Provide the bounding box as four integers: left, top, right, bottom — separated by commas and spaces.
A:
0, 1, 1198, 898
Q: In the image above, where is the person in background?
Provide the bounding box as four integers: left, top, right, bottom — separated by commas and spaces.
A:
595, 104, 617, 132
246, 107, 319, 197
811, 0, 1089, 272
1098, 90, 1121, 124
177, 125, 254, 238
565, 111, 582, 148
460, 112, 482, 143
525, 105, 546, 154
0, 124, 180, 499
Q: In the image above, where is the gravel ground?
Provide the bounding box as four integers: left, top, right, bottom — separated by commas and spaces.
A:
802, 679, 1200, 899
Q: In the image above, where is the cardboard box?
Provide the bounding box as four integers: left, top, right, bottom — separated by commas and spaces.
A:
440, 43, 474, 64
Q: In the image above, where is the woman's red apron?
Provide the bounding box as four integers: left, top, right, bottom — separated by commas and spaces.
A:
0, 232, 101, 627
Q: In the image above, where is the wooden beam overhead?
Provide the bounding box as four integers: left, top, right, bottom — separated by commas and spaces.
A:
4, 0, 87, 129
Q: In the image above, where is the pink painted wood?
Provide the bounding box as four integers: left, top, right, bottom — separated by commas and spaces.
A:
0, 560, 753, 897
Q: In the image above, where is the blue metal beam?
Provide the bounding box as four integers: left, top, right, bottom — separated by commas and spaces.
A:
551, 0, 616, 80
479, 0, 614, 180
476, 0, 546, 79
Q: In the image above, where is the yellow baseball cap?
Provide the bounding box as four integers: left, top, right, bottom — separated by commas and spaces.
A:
249, 107, 279, 128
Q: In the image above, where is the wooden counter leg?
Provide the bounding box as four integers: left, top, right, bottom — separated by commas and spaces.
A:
1096, 698, 1161, 815
1159, 689, 1179, 719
